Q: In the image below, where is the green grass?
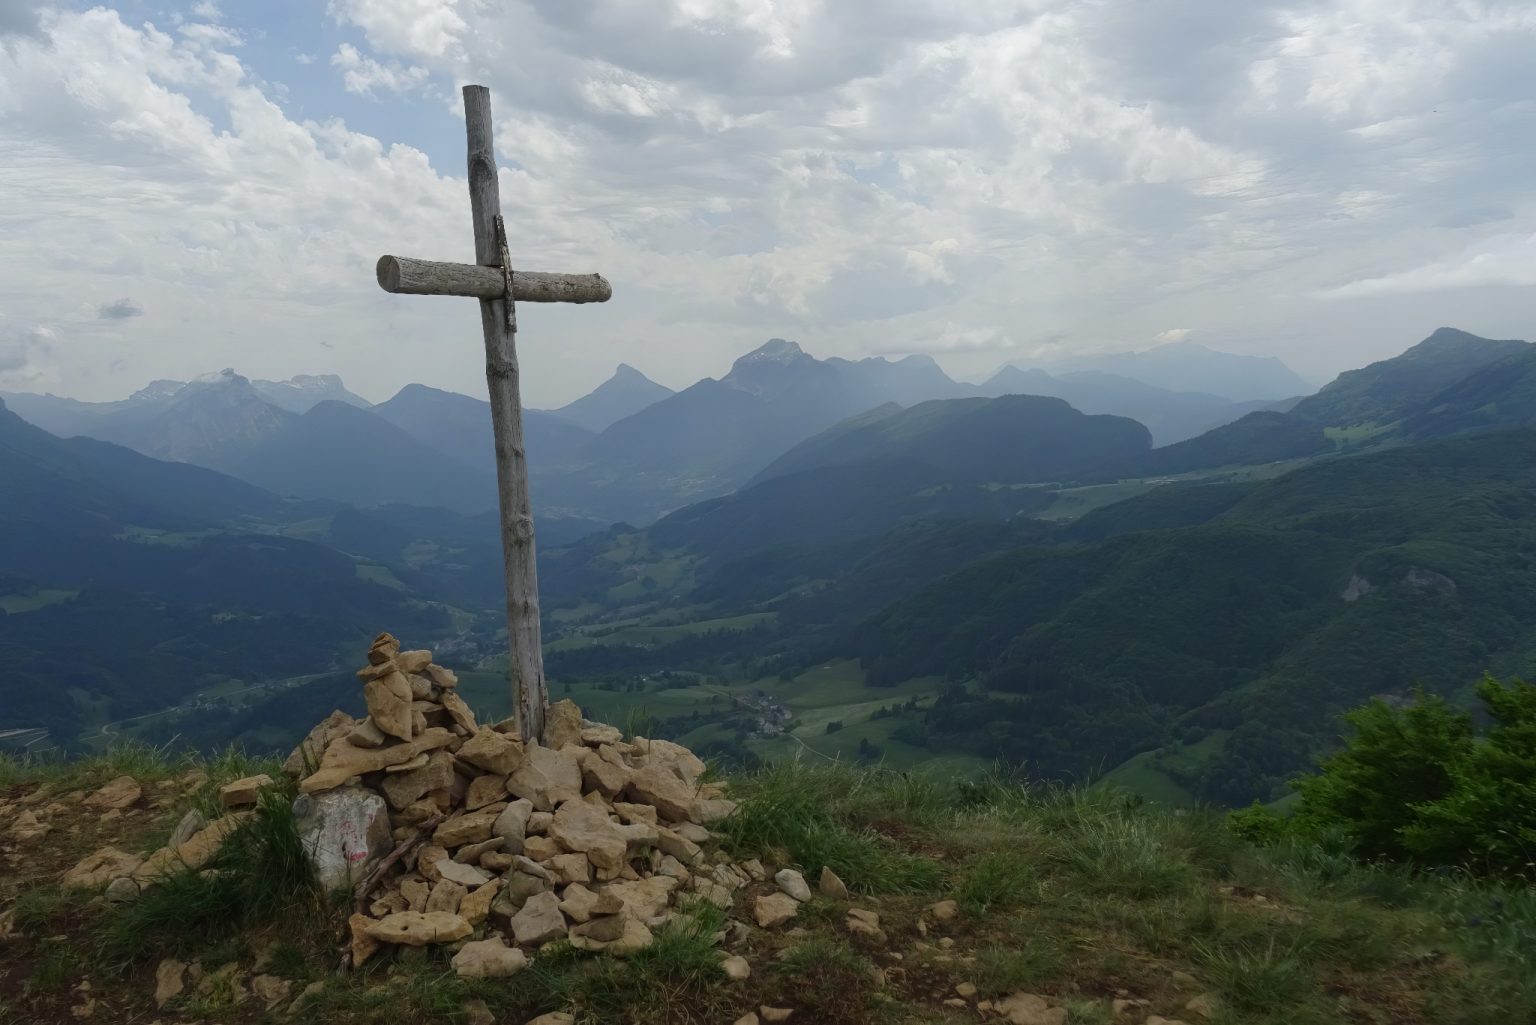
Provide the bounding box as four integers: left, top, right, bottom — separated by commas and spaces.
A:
972, 942, 1067, 997
25, 940, 80, 995
1196, 937, 1315, 1013
769, 936, 877, 1016
13, 887, 92, 934
719, 762, 944, 894
1096, 750, 1197, 807
0, 588, 77, 613
7, 748, 1536, 1025
103, 777, 319, 960
1054, 801, 1199, 898
547, 612, 776, 652
354, 562, 408, 589
1035, 481, 1159, 521
1325, 422, 1394, 447
952, 851, 1039, 916
1, 737, 185, 789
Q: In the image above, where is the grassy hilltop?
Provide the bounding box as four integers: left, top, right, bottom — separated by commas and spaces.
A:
1, 744, 1532, 1025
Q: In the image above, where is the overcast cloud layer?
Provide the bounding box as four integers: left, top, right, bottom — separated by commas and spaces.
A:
0, 0, 1532, 404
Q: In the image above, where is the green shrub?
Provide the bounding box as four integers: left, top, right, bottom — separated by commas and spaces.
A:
1228, 801, 1294, 846
1293, 677, 1536, 877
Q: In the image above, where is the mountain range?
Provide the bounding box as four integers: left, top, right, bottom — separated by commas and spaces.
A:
6, 324, 1536, 809
1021, 340, 1315, 401
544, 363, 675, 433
1128, 327, 1533, 477
1, 338, 1311, 524
0, 396, 447, 738
523, 326, 1536, 804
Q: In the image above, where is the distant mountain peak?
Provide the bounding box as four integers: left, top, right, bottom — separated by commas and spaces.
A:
722, 339, 824, 397
1412, 326, 1522, 354
279, 373, 346, 390
736, 338, 806, 367
252, 372, 371, 413
550, 363, 675, 434
1025, 342, 1312, 402
130, 379, 186, 403
190, 368, 248, 387
392, 382, 449, 399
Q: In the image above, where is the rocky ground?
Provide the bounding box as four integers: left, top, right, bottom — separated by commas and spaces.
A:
1, 638, 1534, 1024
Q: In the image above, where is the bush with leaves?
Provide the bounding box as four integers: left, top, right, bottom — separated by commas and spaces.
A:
1274, 677, 1536, 877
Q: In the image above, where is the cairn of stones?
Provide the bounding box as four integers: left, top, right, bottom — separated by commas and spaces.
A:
290, 633, 747, 972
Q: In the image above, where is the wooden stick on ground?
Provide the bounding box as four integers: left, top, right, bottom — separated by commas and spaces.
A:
351, 813, 445, 917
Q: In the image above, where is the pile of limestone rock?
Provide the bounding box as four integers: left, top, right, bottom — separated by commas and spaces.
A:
287, 632, 751, 974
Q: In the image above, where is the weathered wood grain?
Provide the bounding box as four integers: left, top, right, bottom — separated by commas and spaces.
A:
376, 256, 611, 303
463, 83, 550, 745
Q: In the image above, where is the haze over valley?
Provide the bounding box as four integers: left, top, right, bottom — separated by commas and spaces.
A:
5, 324, 1534, 808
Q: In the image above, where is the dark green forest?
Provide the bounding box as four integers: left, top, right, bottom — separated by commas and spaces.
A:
7, 328, 1536, 809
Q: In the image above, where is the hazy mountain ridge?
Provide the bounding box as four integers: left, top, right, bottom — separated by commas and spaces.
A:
750, 394, 1151, 486
976, 365, 1275, 446
1119, 328, 1534, 477
544, 363, 675, 433
1023, 340, 1314, 401
0, 398, 447, 739
534, 340, 990, 522
1289, 327, 1530, 427
377, 383, 597, 478
1, 337, 1314, 524
10, 325, 1536, 806
251, 373, 372, 413
203, 399, 499, 514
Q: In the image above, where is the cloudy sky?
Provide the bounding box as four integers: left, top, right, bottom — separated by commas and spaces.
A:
0, 0, 1532, 405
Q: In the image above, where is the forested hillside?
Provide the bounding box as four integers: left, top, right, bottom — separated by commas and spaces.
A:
845, 429, 1536, 801
0, 400, 448, 743
8, 327, 1536, 811
1117, 328, 1534, 477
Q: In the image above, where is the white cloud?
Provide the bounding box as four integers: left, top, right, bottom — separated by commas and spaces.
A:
0, 324, 56, 381
326, 0, 470, 62
0, 0, 1532, 404
330, 42, 429, 97
0, 9, 492, 398
1154, 328, 1192, 344
1324, 233, 1536, 298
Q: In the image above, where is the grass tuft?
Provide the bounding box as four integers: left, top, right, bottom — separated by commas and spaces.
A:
973, 941, 1068, 996
1195, 937, 1316, 1013
953, 851, 1039, 916
1053, 794, 1196, 899
102, 780, 318, 960
627, 897, 729, 987
718, 761, 941, 893
770, 936, 875, 1018
25, 941, 80, 995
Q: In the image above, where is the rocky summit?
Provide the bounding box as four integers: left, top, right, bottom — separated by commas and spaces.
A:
7, 630, 1531, 1024
286, 632, 743, 967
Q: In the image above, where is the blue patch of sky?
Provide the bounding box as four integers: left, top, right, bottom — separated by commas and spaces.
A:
838, 154, 902, 190
87, 0, 467, 174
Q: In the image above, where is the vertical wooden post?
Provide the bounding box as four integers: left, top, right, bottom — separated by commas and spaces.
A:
462, 84, 548, 744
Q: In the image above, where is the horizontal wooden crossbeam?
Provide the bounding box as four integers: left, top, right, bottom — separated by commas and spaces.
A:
376, 255, 612, 303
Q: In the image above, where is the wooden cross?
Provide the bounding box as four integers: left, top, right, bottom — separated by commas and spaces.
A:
375, 84, 612, 744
